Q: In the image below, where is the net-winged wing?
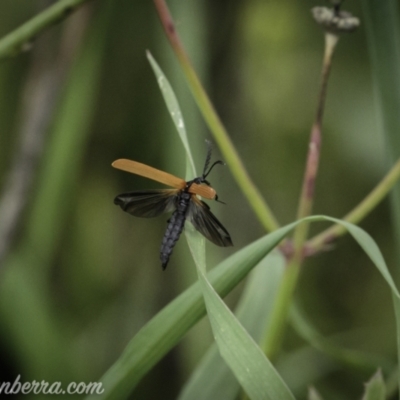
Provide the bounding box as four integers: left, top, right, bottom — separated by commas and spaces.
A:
114, 189, 178, 218
187, 196, 233, 247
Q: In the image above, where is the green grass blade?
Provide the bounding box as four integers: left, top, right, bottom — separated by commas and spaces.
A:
146, 50, 196, 176
0, 0, 92, 59
146, 54, 294, 399
88, 214, 400, 400
185, 216, 297, 398
187, 215, 400, 400
195, 257, 294, 399
321, 217, 400, 297
103, 54, 400, 399
361, 0, 400, 259
184, 201, 295, 399
25, 4, 110, 272
308, 216, 400, 395
359, 9, 400, 383
0, 1, 111, 382
362, 370, 386, 400
85, 225, 298, 400
194, 251, 293, 400
178, 252, 285, 400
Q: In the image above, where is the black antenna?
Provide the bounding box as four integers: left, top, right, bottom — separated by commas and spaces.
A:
202, 140, 225, 178
204, 160, 224, 178
202, 140, 213, 177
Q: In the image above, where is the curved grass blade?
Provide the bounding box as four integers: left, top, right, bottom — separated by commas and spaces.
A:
86, 215, 400, 400
188, 235, 294, 400
146, 50, 196, 176
188, 215, 400, 400
187, 230, 294, 400
308, 216, 400, 395
147, 53, 294, 398
108, 53, 400, 400
178, 252, 285, 400
85, 225, 296, 400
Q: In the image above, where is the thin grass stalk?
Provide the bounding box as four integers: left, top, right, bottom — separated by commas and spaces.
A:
0, 0, 95, 59
262, 31, 339, 360
153, 0, 280, 233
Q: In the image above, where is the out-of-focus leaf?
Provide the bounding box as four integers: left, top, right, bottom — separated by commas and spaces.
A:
0, 1, 111, 382
26, 1, 111, 272
361, 370, 386, 400
361, 0, 400, 257
290, 304, 393, 373
309, 217, 400, 394
277, 346, 336, 395
308, 386, 324, 400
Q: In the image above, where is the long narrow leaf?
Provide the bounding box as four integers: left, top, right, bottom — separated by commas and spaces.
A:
85, 224, 297, 400
147, 53, 295, 399
197, 266, 295, 400
0, 2, 110, 382
185, 215, 295, 400
309, 216, 400, 394
94, 53, 400, 399
361, 0, 400, 257
146, 50, 196, 176
87, 215, 400, 400
178, 252, 285, 400
186, 215, 400, 400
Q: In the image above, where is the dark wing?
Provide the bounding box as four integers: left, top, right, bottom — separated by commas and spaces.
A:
187, 196, 233, 247
114, 189, 178, 218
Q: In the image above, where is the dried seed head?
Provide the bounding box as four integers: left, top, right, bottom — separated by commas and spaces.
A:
312, 6, 360, 34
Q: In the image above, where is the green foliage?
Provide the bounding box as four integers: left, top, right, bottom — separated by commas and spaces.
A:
361, 0, 400, 253
0, 1, 400, 400
362, 370, 386, 400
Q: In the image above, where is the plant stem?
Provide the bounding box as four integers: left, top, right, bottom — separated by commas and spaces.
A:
293, 32, 339, 251
153, 0, 280, 232
262, 32, 339, 359
0, 0, 94, 60
307, 158, 400, 253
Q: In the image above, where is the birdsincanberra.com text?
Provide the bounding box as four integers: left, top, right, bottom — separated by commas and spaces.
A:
0, 375, 104, 395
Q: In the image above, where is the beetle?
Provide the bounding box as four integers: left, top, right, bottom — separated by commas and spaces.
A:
113, 142, 233, 269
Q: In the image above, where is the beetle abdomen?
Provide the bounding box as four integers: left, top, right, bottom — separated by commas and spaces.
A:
160, 192, 191, 270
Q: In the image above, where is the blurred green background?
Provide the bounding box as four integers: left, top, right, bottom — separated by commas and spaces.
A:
0, 0, 397, 399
